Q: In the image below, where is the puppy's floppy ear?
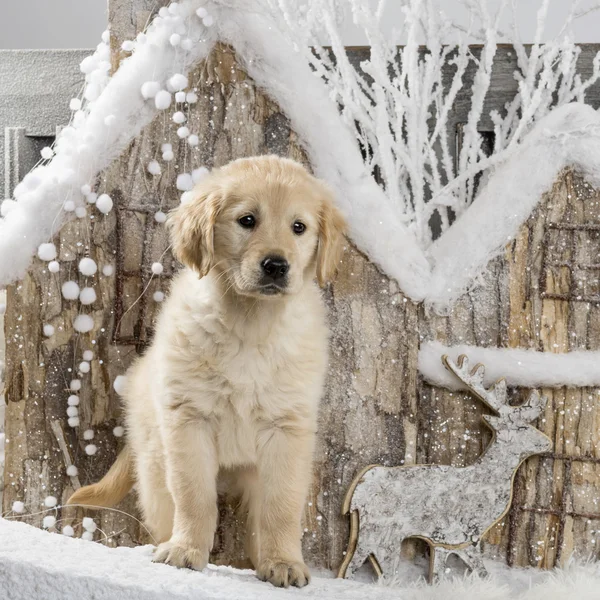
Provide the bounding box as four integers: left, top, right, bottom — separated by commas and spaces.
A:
168, 179, 223, 277
316, 185, 346, 286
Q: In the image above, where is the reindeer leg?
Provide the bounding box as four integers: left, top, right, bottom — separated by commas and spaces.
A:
454, 543, 488, 577
429, 546, 452, 583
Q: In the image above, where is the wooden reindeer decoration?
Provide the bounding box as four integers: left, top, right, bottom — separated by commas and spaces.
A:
338, 354, 553, 582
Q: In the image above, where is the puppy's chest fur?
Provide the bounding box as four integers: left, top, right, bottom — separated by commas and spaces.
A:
158, 277, 328, 467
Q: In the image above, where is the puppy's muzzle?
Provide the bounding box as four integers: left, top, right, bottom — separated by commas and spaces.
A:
259, 255, 289, 293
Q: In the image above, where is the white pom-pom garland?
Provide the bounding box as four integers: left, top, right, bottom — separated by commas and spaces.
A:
67, 395, 80, 406
81, 184, 91, 195
44, 496, 58, 508
83, 517, 97, 532
147, 160, 161, 176
85, 444, 97, 456
154, 211, 167, 223
62, 281, 80, 300
102, 264, 114, 276
79, 361, 91, 374
62, 525, 75, 537
79, 257, 97, 276
186, 92, 198, 104
83, 429, 94, 440
187, 134, 199, 147
192, 167, 209, 183
122, 40, 135, 52
79, 287, 97, 305
82, 531, 94, 541
196, 7, 208, 18
155, 90, 172, 110
48, 261, 60, 273
177, 126, 190, 139
41, 147, 54, 160
113, 426, 125, 437
162, 150, 174, 161
66, 465, 78, 477
169, 33, 181, 47
96, 194, 113, 214
141, 81, 161, 99
38, 243, 57, 261
173, 111, 186, 124
70, 379, 82, 392
151, 262, 164, 275
176, 173, 193, 191
86, 192, 98, 204
83, 350, 94, 361
153, 291, 165, 302
175, 91, 186, 103
74, 314, 94, 333
75, 206, 87, 219
43, 515, 56, 529
113, 375, 127, 395
63, 200, 76, 212
66, 406, 79, 418
43, 324, 55, 337
168, 73, 188, 92
12, 501, 25, 513
68, 416, 80, 428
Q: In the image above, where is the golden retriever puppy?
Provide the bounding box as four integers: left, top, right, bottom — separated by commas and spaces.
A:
68, 155, 345, 588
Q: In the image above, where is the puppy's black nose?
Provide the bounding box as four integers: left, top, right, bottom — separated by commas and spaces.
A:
261, 256, 289, 280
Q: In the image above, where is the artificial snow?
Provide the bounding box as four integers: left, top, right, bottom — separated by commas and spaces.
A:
3, 519, 600, 600
419, 341, 600, 390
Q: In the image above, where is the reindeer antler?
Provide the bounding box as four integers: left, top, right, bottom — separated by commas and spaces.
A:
442, 354, 548, 422
442, 354, 510, 415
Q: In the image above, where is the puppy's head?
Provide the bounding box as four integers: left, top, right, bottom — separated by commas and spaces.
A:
169, 155, 346, 298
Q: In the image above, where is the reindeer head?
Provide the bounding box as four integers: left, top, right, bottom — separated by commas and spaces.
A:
442, 354, 553, 455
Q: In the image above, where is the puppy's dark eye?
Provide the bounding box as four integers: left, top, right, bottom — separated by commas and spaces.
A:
238, 215, 256, 229
293, 221, 306, 235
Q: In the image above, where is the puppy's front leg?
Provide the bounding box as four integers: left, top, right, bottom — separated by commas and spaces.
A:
254, 426, 314, 588
153, 416, 218, 571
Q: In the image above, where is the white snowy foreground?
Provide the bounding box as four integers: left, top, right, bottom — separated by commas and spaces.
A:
2, 520, 600, 600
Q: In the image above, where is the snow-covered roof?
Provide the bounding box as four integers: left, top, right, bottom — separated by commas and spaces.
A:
1, 0, 600, 312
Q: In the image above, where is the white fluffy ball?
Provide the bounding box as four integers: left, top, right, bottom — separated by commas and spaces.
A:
79, 257, 98, 276
70, 98, 82, 111
43, 324, 55, 337
192, 167, 209, 183
188, 135, 199, 147
176, 173, 193, 191
141, 81, 161, 99
177, 126, 190, 139
86, 192, 98, 204
175, 91, 186, 103
82, 531, 94, 541
63, 200, 76, 212
38, 243, 57, 261
41, 147, 54, 160
84, 444, 97, 456
155, 90, 172, 110
113, 425, 125, 437
68, 416, 80, 428
48, 260, 60, 273
147, 160, 161, 176
83, 429, 94, 440
151, 262, 164, 275
75, 206, 87, 219
74, 314, 94, 333
62, 525, 75, 536
161, 143, 172, 153
113, 375, 127, 395
79, 361, 90, 374
173, 111, 186, 124
121, 40, 135, 52
186, 91, 198, 104
66, 465, 78, 477
70, 379, 81, 392
82, 517, 97, 532
168, 73, 188, 92
67, 395, 80, 406
153, 291, 165, 302
83, 350, 94, 361
12, 501, 25, 513
96, 194, 113, 214
102, 264, 114, 276
196, 7, 208, 18
79, 287, 97, 305
62, 281, 80, 300
154, 211, 167, 223
66, 406, 78, 418
169, 33, 181, 46
162, 150, 174, 161
44, 496, 58, 508
81, 184, 91, 195
43, 515, 56, 529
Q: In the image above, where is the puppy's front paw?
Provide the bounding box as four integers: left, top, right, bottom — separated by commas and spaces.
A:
153, 540, 208, 571
256, 557, 310, 588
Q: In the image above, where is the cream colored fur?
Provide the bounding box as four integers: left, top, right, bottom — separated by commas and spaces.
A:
68, 155, 345, 588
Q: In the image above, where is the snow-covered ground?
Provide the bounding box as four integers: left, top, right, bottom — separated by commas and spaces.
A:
2, 519, 600, 600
